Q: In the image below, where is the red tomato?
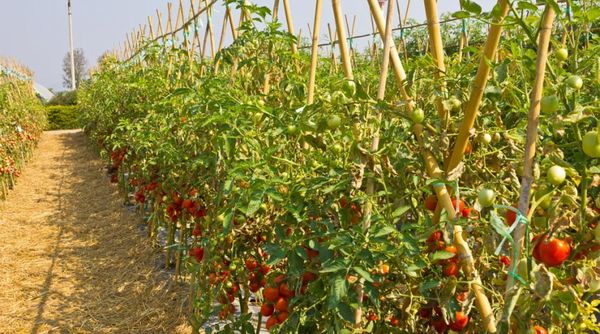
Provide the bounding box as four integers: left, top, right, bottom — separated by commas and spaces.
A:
499, 255, 511, 267
451, 198, 465, 212
431, 317, 447, 333
265, 316, 279, 330
533, 325, 548, 334
263, 287, 280, 302
260, 304, 275, 317
427, 230, 443, 243
443, 262, 459, 276
274, 298, 289, 312
449, 311, 469, 331
538, 237, 571, 267
425, 195, 438, 211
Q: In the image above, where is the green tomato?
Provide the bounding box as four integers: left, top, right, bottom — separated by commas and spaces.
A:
327, 115, 342, 130
287, 125, 299, 135
252, 112, 263, 123
448, 97, 462, 111
477, 133, 492, 145
411, 108, 425, 124
331, 91, 348, 105
555, 48, 568, 62
331, 143, 343, 153
535, 184, 553, 209
582, 131, 600, 158
540, 95, 560, 114
342, 80, 357, 97
478, 188, 496, 207
547, 165, 566, 186
566, 75, 583, 90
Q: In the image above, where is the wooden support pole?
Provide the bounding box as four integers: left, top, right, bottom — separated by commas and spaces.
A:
499, 6, 556, 334
282, 0, 298, 54
218, 7, 230, 52
327, 23, 338, 70
355, 0, 395, 326
307, 0, 323, 104
148, 16, 155, 39
445, 0, 510, 174
367, 0, 410, 101
423, 0, 448, 120
272, 0, 280, 20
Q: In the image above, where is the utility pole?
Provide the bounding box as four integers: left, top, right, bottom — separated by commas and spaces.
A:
68, 0, 76, 90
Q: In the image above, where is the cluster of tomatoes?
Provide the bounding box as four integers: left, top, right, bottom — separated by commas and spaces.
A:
108, 148, 127, 183
426, 230, 462, 278
261, 275, 293, 330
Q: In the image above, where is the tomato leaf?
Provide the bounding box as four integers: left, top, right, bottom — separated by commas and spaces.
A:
327, 276, 348, 309
353, 266, 374, 283
336, 302, 355, 323
431, 250, 457, 261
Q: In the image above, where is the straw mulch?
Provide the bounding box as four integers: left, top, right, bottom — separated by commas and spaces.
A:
0, 130, 190, 334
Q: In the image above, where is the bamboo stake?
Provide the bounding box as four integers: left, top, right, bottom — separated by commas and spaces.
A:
445, 0, 510, 174
218, 7, 230, 51
367, 2, 496, 330
282, 0, 298, 54
227, 7, 238, 39
499, 6, 556, 334
262, 0, 283, 95
327, 24, 338, 70
272, 0, 280, 20
367, 0, 410, 101
355, 0, 395, 326
403, 0, 411, 26
156, 10, 165, 36
423, 0, 448, 120
204, 0, 216, 58
148, 16, 155, 39
307, 0, 323, 105
167, 3, 174, 35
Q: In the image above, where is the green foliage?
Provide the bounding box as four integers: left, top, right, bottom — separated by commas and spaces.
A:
0, 74, 46, 179
47, 90, 77, 106
45, 105, 81, 130
79, 2, 600, 333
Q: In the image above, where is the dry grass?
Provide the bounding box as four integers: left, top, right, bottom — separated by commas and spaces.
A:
0, 130, 190, 334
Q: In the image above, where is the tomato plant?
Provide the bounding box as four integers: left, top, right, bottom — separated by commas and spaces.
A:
78, 0, 600, 333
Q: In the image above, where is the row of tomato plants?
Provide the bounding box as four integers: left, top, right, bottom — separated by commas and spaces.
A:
79, 1, 599, 333
0, 73, 46, 199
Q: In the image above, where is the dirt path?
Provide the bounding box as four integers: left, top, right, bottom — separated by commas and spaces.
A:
0, 130, 190, 334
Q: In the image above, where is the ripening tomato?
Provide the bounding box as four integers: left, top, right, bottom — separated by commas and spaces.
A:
532, 325, 548, 334
538, 237, 571, 267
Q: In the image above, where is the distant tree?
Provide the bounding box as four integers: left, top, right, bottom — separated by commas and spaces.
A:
62, 48, 87, 89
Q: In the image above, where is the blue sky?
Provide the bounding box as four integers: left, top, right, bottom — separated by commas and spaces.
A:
0, 1, 495, 91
